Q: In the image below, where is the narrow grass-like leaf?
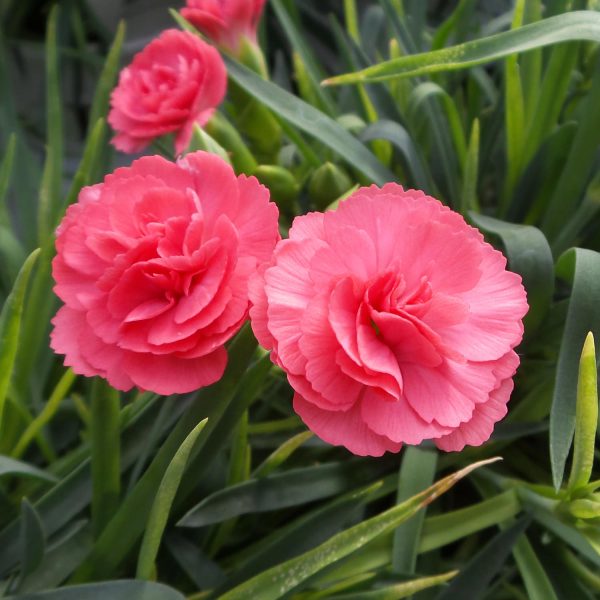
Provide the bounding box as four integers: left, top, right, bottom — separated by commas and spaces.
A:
224, 58, 395, 185
326, 571, 458, 600
164, 532, 225, 589
12, 369, 76, 459
18, 523, 92, 594
469, 214, 553, 333
503, 0, 526, 199
88, 21, 126, 130
37, 5, 63, 243
0, 397, 178, 575
511, 122, 576, 224
64, 119, 106, 209
359, 121, 433, 193
0, 457, 56, 483
513, 535, 559, 600
419, 489, 521, 553
568, 333, 598, 492
0, 249, 40, 434
407, 82, 465, 202
522, 43, 578, 169
552, 172, 600, 257
17, 499, 46, 588
90, 379, 120, 539
220, 458, 500, 600
5, 580, 185, 599
526, 502, 600, 567
550, 248, 600, 489
541, 62, 600, 241
217, 481, 390, 595
271, 0, 336, 115
136, 418, 208, 580
461, 119, 480, 215
0, 134, 16, 227
253, 431, 313, 478
72, 326, 258, 581
408, 84, 467, 168
437, 516, 530, 600
179, 459, 388, 527
0, 225, 25, 293
392, 446, 437, 574
323, 11, 600, 84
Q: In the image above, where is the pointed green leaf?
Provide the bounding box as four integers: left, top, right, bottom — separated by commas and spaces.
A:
513, 534, 559, 600
64, 119, 106, 209
0, 457, 56, 483
136, 418, 208, 580
392, 446, 437, 574
568, 333, 598, 491
220, 458, 500, 600
461, 119, 480, 215
179, 459, 389, 528
359, 121, 433, 193
324, 11, 600, 84
90, 379, 121, 539
327, 570, 458, 600
0, 249, 40, 434
0, 133, 16, 227
253, 431, 313, 478
437, 516, 530, 600
37, 5, 63, 243
550, 248, 600, 489
5, 580, 184, 600
223, 58, 395, 186
88, 21, 126, 130
17, 499, 46, 588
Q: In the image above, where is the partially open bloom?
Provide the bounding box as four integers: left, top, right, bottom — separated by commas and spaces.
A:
51, 152, 279, 395
108, 29, 226, 155
181, 0, 266, 54
250, 184, 528, 456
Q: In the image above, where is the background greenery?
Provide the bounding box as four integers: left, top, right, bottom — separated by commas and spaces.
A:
1, 0, 600, 598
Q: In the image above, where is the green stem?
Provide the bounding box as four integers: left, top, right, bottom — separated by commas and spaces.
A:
91, 378, 121, 538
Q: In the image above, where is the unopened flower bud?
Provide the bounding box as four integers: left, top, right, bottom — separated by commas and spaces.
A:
309, 162, 353, 209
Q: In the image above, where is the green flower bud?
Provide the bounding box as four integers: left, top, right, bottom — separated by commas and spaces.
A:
186, 124, 231, 164
254, 165, 299, 214
205, 113, 258, 174
309, 162, 353, 210
569, 497, 600, 520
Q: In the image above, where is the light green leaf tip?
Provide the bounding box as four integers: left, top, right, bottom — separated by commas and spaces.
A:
568, 332, 598, 492
136, 417, 209, 580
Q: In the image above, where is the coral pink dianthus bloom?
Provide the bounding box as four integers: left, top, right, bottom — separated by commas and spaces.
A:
181, 0, 266, 53
108, 29, 226, 155
51, 152, 279, 395
250, 184, 528, 456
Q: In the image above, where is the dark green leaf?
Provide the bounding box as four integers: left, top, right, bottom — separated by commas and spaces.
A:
550, 248, 600, 489
392, 446, 437, 573
0, 457, 56, 483
17, 500, 46, 588
220, 458, 499, 600
324, 11, 600, 83
6, 580, 185, 600
179, 459, 388, 527
224, 58, 395, 186
0, 249, 40, 434
436, 516, 530, 600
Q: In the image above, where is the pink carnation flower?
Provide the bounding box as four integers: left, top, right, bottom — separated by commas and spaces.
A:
181, 0, 266, 54
51, 152, 279, 395
250, 184, 528, 456
108, 29, 226, 155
